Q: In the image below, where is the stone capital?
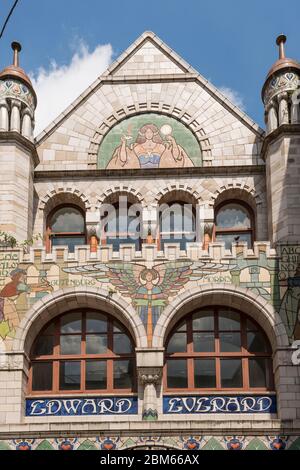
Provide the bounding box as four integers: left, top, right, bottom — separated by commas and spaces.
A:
138, 368, 162, 385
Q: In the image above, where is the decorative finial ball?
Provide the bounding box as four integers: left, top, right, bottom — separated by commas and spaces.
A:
11, 41, 22, 53
276, 34, 287, 46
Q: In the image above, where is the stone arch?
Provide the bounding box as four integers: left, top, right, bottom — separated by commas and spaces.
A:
152, 284, 289, 351
154, 183, 202, 205
13, 286, 148, 354
209, 183, 266, 242
89, 106, 211, 166
97, 185, 144, 207
209, 183, 262, 209
39, 187, 92, 215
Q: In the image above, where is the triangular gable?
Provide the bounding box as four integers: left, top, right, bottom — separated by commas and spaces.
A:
103, 31, 196, 77
35, 31, 264, 145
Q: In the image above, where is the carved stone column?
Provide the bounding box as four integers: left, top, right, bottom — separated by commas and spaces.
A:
278, 92, 289, 125
10, 99, 21, 132
138, 368, 162, 421
266, 100, 278, 133
142, 205, 157, 244
86, 211, 100, 252
0, 100, 9, 131
21, 107, 33, 140
202, 206, 215, 250
203, 222, 214, 250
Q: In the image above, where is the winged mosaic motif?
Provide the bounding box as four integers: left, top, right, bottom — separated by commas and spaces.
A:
63, 260, 235, 345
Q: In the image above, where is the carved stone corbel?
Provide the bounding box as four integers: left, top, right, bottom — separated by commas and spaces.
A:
138, 368, 162, 421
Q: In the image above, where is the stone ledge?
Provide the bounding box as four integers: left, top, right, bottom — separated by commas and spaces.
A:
33, 164, 265, 181
0, 131, 39, 166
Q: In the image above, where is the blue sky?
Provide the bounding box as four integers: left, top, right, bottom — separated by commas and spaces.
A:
0, 0, 299, 132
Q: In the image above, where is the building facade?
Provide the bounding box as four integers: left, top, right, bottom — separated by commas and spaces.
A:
0, 31, 300, 450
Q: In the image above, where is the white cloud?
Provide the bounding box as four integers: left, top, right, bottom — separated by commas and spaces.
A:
219, 86, 246, 112
30, 40, 113, 136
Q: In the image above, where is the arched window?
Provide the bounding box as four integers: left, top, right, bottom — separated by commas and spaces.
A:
46, 205, 86, 253
101, 200, 141, 251
215, 202, 254, 249
159, 201, 196, 250
165, 307, 273, 392
28, 310, 136, 394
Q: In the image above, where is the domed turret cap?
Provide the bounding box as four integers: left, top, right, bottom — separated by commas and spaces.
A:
0, 42, 37, 105
266, 35, 300, 79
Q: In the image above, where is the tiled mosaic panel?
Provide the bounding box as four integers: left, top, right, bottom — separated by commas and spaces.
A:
97, 113, 202, 169
0, 436, 299, 450
1, 245, 300, 346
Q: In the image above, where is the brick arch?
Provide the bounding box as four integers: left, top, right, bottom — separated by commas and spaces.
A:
152, 284, 289, 350
209, 183, 262, 209
89, 106, 211, 166
13, 287, 148, 354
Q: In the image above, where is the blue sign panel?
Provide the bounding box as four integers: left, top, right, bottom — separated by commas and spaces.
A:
26, 396, 138, 417
163, 395, 277, 414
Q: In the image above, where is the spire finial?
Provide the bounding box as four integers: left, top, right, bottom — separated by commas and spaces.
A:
11, 41, 22, 67
276, 34, 287, 60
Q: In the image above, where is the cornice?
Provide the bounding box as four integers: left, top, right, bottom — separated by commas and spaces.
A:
34, 165, 265, 181
261, 124, 300, 159
0, 131, 39, 167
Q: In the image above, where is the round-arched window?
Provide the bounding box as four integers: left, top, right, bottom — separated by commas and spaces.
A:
215, 202, 254, 249
159, 201, 196, 250
165, 307, 273, 392
46, 205, 86, 253
28, 310, 136, 395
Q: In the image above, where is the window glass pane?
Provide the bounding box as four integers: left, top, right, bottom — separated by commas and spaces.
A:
193, 311, 214, 330
216, 204, 251, 229
32, 362, 53, 391
219, 311, 241, 331
51, 207, 85, 233
86, 335, 107, 354
60, 361, 81, 390
33, 336, 54, 356
215, 233, 252, 250
167, 332, 187, 353
61, 312, 82, 334
113, 333, 132, 354
86, 360, 107, 390
86, 313, 107, 333
220, 332, 241, 352
114, 360, 134, 389
194, 359, 216, 388
167, 359, 188, 388
51, 236, 86, 253
246, 319, 258, 331
113, 323, 122, 333
60, 335, 81, 355
247, 331, 269, 353
249, 358, 271, 388
193, 332, 215, 352
221, 359, 243, 388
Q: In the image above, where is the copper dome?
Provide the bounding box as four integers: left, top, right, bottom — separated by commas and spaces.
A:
265, 35, 300, 79
0, 42, 36, 102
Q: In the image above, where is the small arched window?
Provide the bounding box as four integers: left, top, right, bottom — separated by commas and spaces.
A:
29, 310, 136, 395
165, 307, 273, 392
215, 202, 254, 249
46, 205, 86, 253
159, 201, 196, 250
101, 201, 141, 251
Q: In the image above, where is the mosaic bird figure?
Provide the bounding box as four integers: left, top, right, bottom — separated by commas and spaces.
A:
63, 260, 235, 345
